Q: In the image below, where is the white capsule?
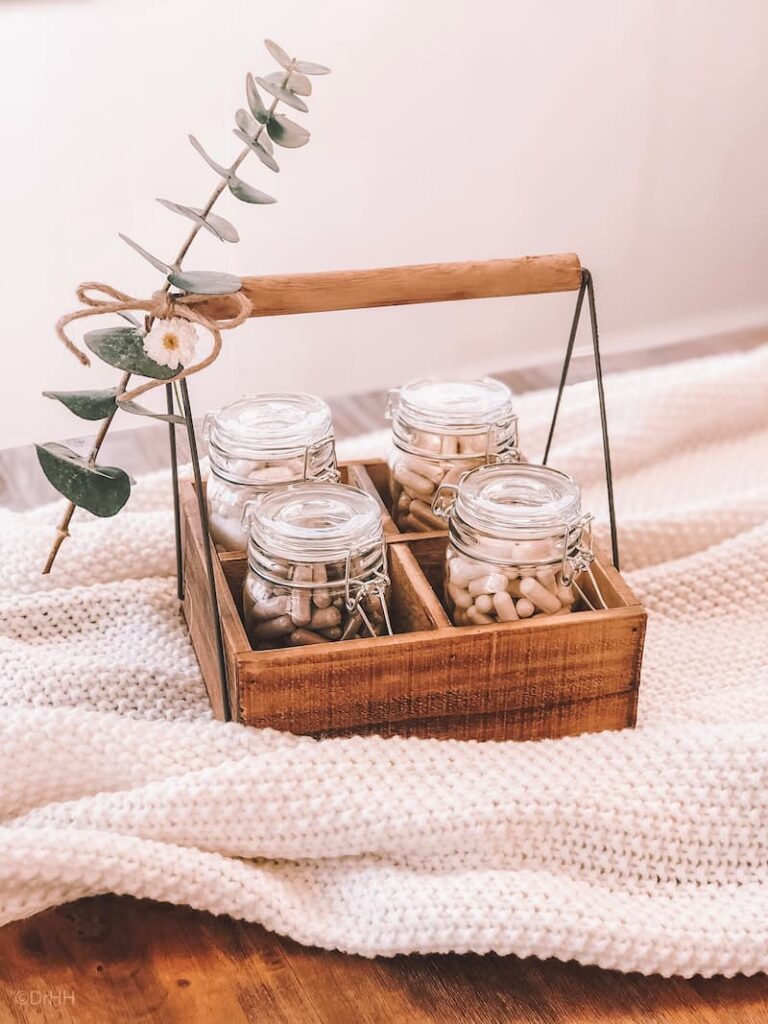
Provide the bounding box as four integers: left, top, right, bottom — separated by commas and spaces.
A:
392, 465, 435, 499
466, 604, 494, 625
447, 583, 473, 610
468, 573, 509, 596
520, 576, 562, 614
290, 564, 313, 625
556, 584, 575, 607
536, 569, 559, 595
516, 598, 535, 618
493, 591, 519, 622
400, 455, 445, 485
475, 594, 494, 615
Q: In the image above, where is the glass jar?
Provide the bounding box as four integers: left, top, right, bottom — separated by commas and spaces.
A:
386, 377, 519, 533
437, 463, 598, 626
241, 482, 392, 650
204, 393, 339, 551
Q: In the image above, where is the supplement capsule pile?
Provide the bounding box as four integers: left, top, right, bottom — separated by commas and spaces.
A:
243, 558, 387, 650
391, 434, 489, 533
445, 550, 576, 626
208, 456, 307, 551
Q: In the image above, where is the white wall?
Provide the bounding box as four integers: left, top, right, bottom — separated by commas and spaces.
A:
1, 0, 767, 448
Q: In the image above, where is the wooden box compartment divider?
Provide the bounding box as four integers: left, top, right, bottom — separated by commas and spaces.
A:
181, 458, 646, 741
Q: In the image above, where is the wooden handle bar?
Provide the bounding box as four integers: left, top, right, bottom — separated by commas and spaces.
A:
199, 253, 582, 319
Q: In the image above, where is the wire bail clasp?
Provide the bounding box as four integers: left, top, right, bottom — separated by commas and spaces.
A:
486, 413, 520, 464
303, 432, 340, 483
342, 540, 393, 638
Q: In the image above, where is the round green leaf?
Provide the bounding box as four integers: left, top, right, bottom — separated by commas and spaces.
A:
189, 135, 230, 177
294, 59, 331, 76
36, 443, 131, 518
232, 129, 280, 172
156, 199, 239, 243
167, 269, 243, 295
227, 176, 277, 204
118, 234, 170, 274
43, 387, 119, 421
255, 76, 308, 113
267, 114, 310, 149
283, 71, 312, 96
85, 326, 176, 380
264, 38, 292, 69
246, 74, 269, 124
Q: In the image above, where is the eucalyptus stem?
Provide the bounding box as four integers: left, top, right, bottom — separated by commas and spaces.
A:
42, 371, 131, 574
42, 68, 293, 574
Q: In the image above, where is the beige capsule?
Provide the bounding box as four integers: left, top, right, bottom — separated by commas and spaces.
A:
447, 583, 473, 610
475, 594, 494, 615
289, 628, 327, 646
247, 595, 291, 621
556, 584, 575, 607
448, 556, 499, 589
399, 455, 445, 485
468, 573, 509, 596
253, 614, 295, 639
493, 591, 519, 622
310, 605, 342, 630
392, 464, 435, 499
321, 626, 343, 640
312, 563, 332, 608
515, 598, 535, 618
520, 576, 562, 614
290, 564, 314, 625
466, 604, 494, 625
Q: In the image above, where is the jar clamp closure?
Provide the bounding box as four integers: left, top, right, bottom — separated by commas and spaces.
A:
204, 393, 339, 551
386, 377, 520, 533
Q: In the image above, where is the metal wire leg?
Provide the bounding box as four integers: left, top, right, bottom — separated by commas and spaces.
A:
542, 268, 620, 569
167, 383, 184, 601
585, 270, 620, 569
543, 275, 587, 465
178, 379, 231, 722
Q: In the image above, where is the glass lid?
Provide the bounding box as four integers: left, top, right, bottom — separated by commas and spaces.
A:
454, 463, 582, 536
392, 377, 514, 433
205, 392, 333, 458
243, 482, 383, 561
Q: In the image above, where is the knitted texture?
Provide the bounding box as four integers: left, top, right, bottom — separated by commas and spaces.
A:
1, 345, 767, 977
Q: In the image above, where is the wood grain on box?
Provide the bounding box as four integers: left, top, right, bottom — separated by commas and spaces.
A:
180, 461, 646, 741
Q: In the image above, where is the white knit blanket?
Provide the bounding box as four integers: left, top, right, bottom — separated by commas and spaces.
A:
1, 346, 767, 979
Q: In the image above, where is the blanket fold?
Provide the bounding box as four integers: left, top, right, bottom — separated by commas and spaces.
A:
1, 344, 767, 977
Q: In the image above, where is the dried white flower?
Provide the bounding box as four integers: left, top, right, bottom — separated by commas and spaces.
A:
143, 317, 198, 370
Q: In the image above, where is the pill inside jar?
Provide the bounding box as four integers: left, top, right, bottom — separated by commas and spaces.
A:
242, 482, 391, 650
386, 377, 520, 534
203, 393, 338, 552
442, 463, 595, 626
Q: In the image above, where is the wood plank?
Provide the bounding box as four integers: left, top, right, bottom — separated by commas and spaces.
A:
1, 896, 765, 1024
199, 255, 583, 320
237, 607, 643, 737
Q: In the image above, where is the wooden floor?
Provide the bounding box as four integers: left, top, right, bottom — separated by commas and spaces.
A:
1, 332, 766, 1022
0, 896, 766, 1024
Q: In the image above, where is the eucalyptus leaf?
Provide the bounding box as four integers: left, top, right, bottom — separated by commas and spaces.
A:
118, 311, 143, 328
36, 443, 131, 518
228, 176, 277, 204
43, 387, 119, 421
232, 129, 280, 172
84, 326, 176, 380
246, 73, 269, 123
294, 59, 331, 76
284, 71, 312, 96
264, 38, 292, 69
267, 114, 310, 149
255, 76, 309, 113
156, 198, 239, 243
167, 269, 242, 295
189, 135, 230, 178
235, 107, 260, 136
117, 398, 185, 424
118, 234, 170, 274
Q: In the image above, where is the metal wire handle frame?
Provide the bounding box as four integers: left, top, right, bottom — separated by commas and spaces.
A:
166, 260, 618, 723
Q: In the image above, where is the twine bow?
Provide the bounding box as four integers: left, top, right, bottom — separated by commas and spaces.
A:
56, 282, 252, 405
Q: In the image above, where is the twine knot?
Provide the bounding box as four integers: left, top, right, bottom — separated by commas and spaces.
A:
55, 281, 252, 406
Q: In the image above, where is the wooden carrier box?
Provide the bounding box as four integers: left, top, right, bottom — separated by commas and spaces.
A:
182, 253, 646, 740
181, 460, 646, 740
